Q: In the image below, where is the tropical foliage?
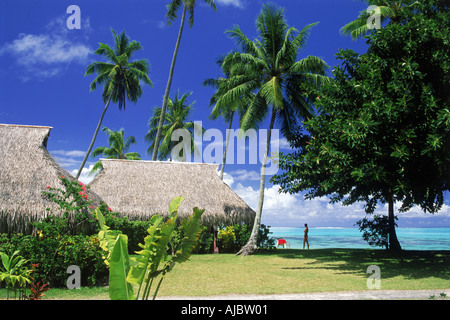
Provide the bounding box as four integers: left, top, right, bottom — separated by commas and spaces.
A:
0, 250, 32, 299
152, 0, 217, 161
340, 0, 419, 39
76, 29, 152, 179
272, 0, 450, 251
96, 197, 205, 300
203, 56, 252, 180
217, 3, 329, 255
145, 91, 203, 161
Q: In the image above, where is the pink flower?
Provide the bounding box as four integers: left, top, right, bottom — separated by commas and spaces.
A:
79, 182, 83, 186
108, 207, 112, 212
89, 206, 94, 209
81, 186, 87, 191
112, 215, 115, 218
84, 195, 88, 200
79, 191, 85, 196
46, 186, 50, 189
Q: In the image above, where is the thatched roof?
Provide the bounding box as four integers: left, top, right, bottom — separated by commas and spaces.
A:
89, 159, 256, 227
0, 124, 102, 234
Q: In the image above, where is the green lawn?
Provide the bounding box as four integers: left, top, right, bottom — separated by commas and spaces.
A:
2, 249, 449, 300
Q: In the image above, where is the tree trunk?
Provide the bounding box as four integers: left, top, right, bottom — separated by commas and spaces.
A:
219, 111, 234, 180
152, 4, 187, 161
237, 108, 277, 256
76, 96, 112, 179
387, 188, 402, 252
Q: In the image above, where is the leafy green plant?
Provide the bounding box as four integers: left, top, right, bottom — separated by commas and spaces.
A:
218, 226, 236, 252
41, 176, 112, 235
0, 250, 32, 299
217, 224, 275, 253
96, 196, 205, 300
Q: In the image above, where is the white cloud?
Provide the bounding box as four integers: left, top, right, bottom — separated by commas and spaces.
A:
71, 165, 96, 185
215, 0, 245, 8
222, 171, 235, 188
1, 33, 90, 65
229, 169, 260, 181
0, 17, 91, 81
50, 149, 96, 184
50, 149, 86, 168
51, 150, 86, 157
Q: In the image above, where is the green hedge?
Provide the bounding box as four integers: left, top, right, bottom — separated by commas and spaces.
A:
0, 233, 108, 288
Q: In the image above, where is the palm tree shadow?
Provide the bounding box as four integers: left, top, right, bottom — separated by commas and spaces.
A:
258, 249, 450, 281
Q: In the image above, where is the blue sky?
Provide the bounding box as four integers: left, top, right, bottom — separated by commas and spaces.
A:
1, 0, 449, 228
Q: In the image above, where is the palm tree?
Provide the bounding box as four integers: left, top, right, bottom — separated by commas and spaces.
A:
90, 127, 141, 175
203, 55, 253, 180
340, 0, 418, 40
151, 0, 216, 161
223, 3, 329, 256
76, 29, 152, 179
145, 91, 203, 161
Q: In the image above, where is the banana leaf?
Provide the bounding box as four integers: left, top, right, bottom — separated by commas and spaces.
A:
109, 234, 135, 300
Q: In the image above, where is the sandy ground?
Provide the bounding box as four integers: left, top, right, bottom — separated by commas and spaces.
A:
158, 289, 450, 300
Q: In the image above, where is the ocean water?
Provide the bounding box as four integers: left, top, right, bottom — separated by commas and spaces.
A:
270, 227, 450, 250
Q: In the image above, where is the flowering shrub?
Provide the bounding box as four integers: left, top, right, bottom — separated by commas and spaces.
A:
41, 176, 113, 235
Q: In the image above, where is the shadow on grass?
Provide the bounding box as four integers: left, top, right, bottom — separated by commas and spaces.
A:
256, 248, 450, 281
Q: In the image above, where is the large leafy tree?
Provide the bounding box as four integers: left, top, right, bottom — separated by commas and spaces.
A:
145, 91, 203, 161
76, 29, 152, 179
222, 3, 329, 255
90, 127, 141, 175
273, 0, 450, 251
340, 0, 418, 39
151, 0, 216, 161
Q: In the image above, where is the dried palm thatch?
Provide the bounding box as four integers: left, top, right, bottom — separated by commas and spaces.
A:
0, 124, 102, 234
89, 159, 256, 227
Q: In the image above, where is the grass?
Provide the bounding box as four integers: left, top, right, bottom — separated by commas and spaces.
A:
1, 248, 449, 299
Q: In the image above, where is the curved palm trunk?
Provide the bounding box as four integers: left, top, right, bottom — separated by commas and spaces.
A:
152, 4, 187, 161
76, 96, 112, 179
237, 108, 277, 256
219, 110, 234, 180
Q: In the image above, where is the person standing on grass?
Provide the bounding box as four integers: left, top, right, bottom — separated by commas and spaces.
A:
303, 224, 309, 249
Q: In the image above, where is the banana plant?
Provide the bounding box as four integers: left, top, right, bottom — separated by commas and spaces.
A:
95, 196, 204, 300
0, 250, 32, 299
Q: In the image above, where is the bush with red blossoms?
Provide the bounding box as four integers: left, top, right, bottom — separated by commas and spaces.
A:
41, 176, 112, 235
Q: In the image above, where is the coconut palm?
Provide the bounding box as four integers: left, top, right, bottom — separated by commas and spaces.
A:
203, 55, 253, 180
151, 0, 216, 161
145, 91, 203, 161
90, 127, 141, 175
76, 29, 152, 179
340, 0, 418, 40
223, 3, 329, 255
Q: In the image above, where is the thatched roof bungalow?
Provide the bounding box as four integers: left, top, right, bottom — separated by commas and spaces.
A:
0, 124, 102, 234
89, 159, 255, 227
